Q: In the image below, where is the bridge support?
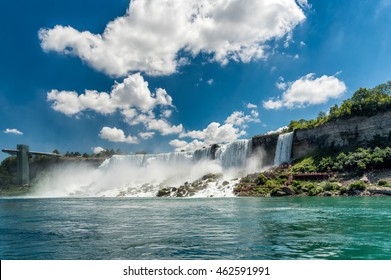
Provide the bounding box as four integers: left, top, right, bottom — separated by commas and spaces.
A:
16, 144, 30, 186
2, 144, 61, 186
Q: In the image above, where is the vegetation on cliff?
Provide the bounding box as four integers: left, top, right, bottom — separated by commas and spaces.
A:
288, 81, 391, 131
291, 146, 391, 173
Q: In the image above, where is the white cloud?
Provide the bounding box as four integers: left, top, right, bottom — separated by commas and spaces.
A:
246, 103, 257, 109
207, 79, 214, 85
139, 131, 155, 140
297, 0, 312, 9
123, 111, 183, 136
39, 0, 306, 77
179, 121, 247, 148
47, 73, 172, 116
145, 118, 183, 135
92, 146, 106, 154
170, 139, 206, 152
99, 127, 138, 144
265, 126, 289, 135
48, 73, 183, 138
161, 110, 173, 118
276, 81, 287, 90
263, 99, 284, 110
224, 110, 260, 128
171, 107, 261, 151
263, 73, 347, 109
4, 128, 23, 135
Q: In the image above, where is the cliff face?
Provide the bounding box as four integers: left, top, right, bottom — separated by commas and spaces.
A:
252, 111, 391, 165
251, 133, 279, 166
292, 111, 391, 159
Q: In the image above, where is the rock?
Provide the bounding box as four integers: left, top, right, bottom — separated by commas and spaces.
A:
222, 181, 229, 186
281, 186, 295, 195
117, 191, 126, 197
157, 188, 171, 197
322, 191, 333, 196
368, 188, 391, 196
272, 191, 287, 197
360, 175, 369, 183
202, 173, 223, 180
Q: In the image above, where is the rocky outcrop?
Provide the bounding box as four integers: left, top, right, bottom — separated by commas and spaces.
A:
292, 111, 391, 160
250, 111, 391, 164
157, 173, 224, 197
251, 133, 279, 166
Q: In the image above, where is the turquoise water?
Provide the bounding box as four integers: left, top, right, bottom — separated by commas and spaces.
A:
1, 197, 391, 259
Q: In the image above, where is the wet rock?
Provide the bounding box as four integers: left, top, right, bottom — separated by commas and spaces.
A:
360, 175, 370, 183
281, 186, 295, 195
272, 190, 287, 197
202, 173, 223, 180
322, 191, 333, 196
157, 188, 171, 197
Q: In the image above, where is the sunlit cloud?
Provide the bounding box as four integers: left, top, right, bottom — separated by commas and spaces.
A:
39, 0, 306, 77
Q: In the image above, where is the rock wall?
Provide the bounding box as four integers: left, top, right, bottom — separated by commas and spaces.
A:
251, 111, 391, 165
292, 111, 391, 159
251, 133, 279, 166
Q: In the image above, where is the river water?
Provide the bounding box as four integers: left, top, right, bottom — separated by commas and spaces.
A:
1, 197, 391, 259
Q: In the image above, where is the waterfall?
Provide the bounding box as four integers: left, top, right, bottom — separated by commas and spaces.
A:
100, 152, 194, 169
215, 139, 251, 168
193, 146, 213, 162
274, 132, 294, 166
35, 140, 253, 197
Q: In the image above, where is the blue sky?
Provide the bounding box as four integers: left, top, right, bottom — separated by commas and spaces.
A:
1, 0, 391, 161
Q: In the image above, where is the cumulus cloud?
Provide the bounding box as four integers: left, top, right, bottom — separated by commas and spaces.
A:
47, 73, 182, 140
169, 139, 206, 152
172, 122, 244, 152
224, 110, 260, 128
39, 0, 306, 77
92, 146, 106, 154
99, 127, 138, 144
138, 131, 155, 140
170, 106, 260, 152
4, 128, 23, 135
47, 73, 172, 116
180, 122, 244, 144
246, 103, 257, 109
263, 73, 347, 109
297, 0, 312, 9
265, 126, 289, 135
122, 111, 183, 136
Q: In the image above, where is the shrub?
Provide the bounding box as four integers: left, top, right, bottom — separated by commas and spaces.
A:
307, 184, 323, 196
291, 157, 317, 173
323, 182, 341, 192
378, 180, 391, 187
349, 181, 367, 191
256, 174, 268, 185
264, 180, 280, 188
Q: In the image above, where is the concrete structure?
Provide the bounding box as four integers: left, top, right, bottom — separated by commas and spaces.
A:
2, 144, 61, 186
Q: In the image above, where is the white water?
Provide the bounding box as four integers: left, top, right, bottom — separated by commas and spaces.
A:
215, 139, 252, 169
33, 140, 257, 198
274, 132, 294, 166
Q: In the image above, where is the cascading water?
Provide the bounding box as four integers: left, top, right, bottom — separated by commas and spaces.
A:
274, 132, 294, 166
193, 146, 213, 162
215, 139, 251, 169
33, 139, 254, 198
100, 152, 194, 169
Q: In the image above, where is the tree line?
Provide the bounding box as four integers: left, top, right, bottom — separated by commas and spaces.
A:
288, 81, 391, 131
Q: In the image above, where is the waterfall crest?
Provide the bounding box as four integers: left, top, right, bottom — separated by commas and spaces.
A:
34, 139, 258, 197
274, 132, 294, 166
215, 139, 251, 168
